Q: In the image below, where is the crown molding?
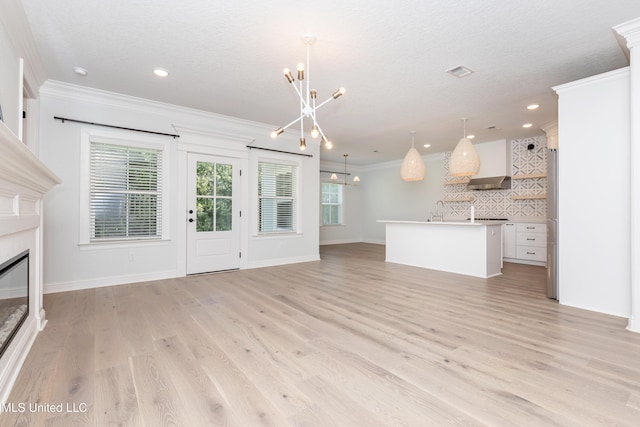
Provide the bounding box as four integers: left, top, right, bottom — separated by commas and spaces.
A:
553, 67, 629, 94
614, 17, 640, 49
0, 0, 47, 97
39, 81, 277, 134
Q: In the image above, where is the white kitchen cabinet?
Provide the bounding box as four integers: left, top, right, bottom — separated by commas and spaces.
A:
503, 223, 516, 258
516, 246, 546, 262
517, 223, 546, 233
503, 222, 547, 266
517, 232, 546, 247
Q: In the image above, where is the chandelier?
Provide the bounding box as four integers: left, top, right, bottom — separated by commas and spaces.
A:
328, 154, 360, 185
270, 34, 345, 151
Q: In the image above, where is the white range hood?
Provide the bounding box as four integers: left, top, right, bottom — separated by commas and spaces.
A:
467, 139, 511, 190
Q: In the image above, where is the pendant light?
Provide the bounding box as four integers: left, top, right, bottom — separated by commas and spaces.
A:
400, 131, 426, 181
323, 154, 360, 185
449, 118, 480, 177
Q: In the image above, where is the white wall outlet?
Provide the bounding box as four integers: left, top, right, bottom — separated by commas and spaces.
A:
128, 252, 135, 262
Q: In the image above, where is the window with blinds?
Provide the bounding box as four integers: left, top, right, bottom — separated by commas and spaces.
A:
258, 162, 297, 233
90, 142, 162, 241
322, 182, 343, 225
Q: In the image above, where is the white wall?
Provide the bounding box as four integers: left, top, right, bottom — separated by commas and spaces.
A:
361, 155, 446, 244
554, 68, 631, 318
0, 21, 21, 136
39, 81, 320, 293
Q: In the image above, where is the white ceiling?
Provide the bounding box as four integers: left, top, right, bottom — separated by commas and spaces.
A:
20, 0, 640, 165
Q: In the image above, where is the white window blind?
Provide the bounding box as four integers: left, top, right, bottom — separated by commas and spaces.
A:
258, 162, 297, 233
322, 182, 343, 225
90, 142, 163, 241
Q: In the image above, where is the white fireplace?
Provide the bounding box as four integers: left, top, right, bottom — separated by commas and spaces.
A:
0, 121, 60, 402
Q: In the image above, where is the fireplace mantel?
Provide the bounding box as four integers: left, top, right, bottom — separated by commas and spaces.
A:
0, 121, 60, 402
0, 122, 60, 199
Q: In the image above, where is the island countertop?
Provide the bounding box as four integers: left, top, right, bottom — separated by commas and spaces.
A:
379, 220, 503, 278
377, 220, 508, 226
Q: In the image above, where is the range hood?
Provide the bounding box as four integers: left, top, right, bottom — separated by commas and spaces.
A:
467, 176, 511, 190
465, 139, 512, 190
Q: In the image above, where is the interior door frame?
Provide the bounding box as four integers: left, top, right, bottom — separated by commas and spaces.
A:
175, 134, 250, 278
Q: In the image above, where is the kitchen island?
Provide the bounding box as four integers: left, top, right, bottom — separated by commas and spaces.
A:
378, 220, 504, 278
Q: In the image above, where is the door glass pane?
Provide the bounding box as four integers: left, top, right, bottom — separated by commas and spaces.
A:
216, 199, 232, 231
216, 164, 232, 197
196, 162, 215, 196
196, 197, 214, 232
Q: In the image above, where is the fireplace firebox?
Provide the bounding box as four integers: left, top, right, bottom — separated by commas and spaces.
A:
0, 251, 29, 358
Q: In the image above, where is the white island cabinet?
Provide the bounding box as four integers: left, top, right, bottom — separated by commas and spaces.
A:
378, 220, 504, 278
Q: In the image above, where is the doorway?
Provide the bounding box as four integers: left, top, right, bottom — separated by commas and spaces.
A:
186, 153, 241, 274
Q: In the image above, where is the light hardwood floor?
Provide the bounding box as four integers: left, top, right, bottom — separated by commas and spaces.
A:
3, 243, 640, 426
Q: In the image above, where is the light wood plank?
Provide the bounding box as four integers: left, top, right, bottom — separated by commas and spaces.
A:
511, 173, 547, 179
4, 243, 640, 426
94, 364, 141, 427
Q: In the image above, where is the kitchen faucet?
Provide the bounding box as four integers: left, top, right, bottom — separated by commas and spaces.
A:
430, 200, 445, 222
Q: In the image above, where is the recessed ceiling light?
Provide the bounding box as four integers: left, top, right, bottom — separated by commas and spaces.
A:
446, 65, 474, 78
423, 144, 431, 148
522, 123, 533, 128
467, 134, 475, 139
527, 104, 540, 110
73, 66, 88, 76
153, 68, 169, 77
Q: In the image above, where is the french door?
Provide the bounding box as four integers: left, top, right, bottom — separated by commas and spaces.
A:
186, 153, 240, 274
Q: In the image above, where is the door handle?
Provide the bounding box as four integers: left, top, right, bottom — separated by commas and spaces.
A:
188, 218, 194, 223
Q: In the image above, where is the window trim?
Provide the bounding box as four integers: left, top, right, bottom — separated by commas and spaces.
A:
321, 181, 344, 226
257, 160, 299, 235
254, 155, 301, 237
79, 129, 171, 246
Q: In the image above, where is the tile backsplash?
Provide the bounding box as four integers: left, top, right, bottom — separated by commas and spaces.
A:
443, 136, 548, 219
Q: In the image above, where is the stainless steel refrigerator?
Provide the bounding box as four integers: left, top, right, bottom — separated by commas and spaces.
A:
546, 148, 558, 299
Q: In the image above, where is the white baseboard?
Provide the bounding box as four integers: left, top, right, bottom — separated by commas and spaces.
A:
362, 238, 385, 245
320, 239, 386, 246
246, 255, 320, 269
558, 299, 628, 319
319, 238, 362, 246
503, 257, 546, 267
628, 317, 640, 333
0, 289, 28, 299
44, 270, 177, 294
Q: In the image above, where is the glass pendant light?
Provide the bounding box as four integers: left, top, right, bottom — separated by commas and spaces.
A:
449, 118, 480, 176
400, 131, 426, 181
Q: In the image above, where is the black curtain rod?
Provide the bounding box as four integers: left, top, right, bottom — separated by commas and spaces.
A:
53, 116, 180, 138
320, 170, 351, 176
246, 145, 313, 158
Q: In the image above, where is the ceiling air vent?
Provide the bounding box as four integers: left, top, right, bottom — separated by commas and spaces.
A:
446, 65, 474, 78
